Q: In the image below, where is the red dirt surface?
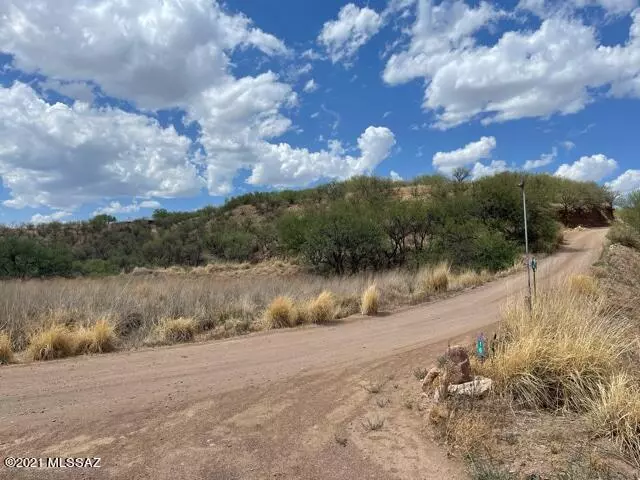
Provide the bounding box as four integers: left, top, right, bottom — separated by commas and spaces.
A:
0, 229, 607, 480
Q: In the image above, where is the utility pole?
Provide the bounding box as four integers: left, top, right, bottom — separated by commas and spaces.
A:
519, 176, 532, 311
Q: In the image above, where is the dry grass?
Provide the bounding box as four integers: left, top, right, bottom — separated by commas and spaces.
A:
419, 262, 451, 294
264, 296, 298, 329
361, 284, 379, 315
74, 319, 117, 354
362, 414, 385, 431
0, 261, 498, 356
133, 259, 302, 279
0, 331, 13, 364
588, 374, 640, 467
413, 366, 428, 380
152, 317, 198, 344
305, 290, 336, 324
450, 270, 490, 290
363, 379, 384, 394
479, 284, 635, 411
445, 409, 494, 455
428, 397, 501, 459
448, 248, 640, 475
28, 324, 76, 361
569, 274, 599, 298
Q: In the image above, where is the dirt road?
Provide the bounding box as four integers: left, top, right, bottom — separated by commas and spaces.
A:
0, 228, 607, 480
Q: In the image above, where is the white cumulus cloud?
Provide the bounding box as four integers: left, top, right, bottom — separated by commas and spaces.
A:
570, 0, 638, 15
30, 211, 73, 224
318, 4, 384, 63
606, 169, 640, 194
40, 79, 95, 103
247, 127, 396, 187
0, 83, 201, 210
390, 170, 403, 181
518, 0, 638, 17
432, 136, 497, 174
471, 160, 509, 180
555, 154, 618, 181
0, 0, 399, 214
523, 148, 558, 170
188, 72, 298, 195
303, 79, 319, 93
0, 0, 289, 110
383, 0, 640, 128
93, 200, 162, 216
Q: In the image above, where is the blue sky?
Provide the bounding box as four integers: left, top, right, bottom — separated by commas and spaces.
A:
0, 0, 639, 224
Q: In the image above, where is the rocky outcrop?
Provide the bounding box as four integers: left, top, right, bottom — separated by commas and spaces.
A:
421, 345, 473, 401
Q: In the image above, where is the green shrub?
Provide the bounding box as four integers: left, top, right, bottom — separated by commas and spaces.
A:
619, 190, 640, 233
0, 236, 73, 278
472, 230, 519, 271
73, 259, 120, 276
607, 223, 640, 250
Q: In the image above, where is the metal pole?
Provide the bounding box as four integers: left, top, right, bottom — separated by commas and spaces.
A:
520, 178, 532, 311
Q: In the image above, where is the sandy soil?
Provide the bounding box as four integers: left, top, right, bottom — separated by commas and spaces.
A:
0, 228, 608, 480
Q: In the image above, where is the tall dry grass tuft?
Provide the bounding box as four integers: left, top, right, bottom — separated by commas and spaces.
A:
419, 262, 451, 294
305, 291, 337, 324
28, 324, 76, 361
152, 317, 198, 344
361, 285, 379, 315
588, 374, 640, 467
74, 319, 117, 354
0, 262, 497, 352
0, 331, 13, 364
264, 296, 298, 329
450, 270, 490, 291
482, 284, 635, 411
568, 274, 599, 298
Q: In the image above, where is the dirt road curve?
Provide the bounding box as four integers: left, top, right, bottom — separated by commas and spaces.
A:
0, 229, 607, 480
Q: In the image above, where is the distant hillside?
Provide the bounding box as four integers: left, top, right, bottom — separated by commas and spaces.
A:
0, 173, 614, 278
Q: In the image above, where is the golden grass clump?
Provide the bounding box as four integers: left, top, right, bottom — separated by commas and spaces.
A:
73, 327, 94, 354
264, 296, 298, 329
74, 319, 117, 354
0, 332, 13, 364
306, 291, 337, 324
450, 270, 490, 290
419, 262, 451, 294
154, 317, 198, 343
568, 274, 599, 298
445, 410, 494, 455
588, 374, 640, 467
28, 324, 76, 361
361, 284, 379, 316
482, 286, 635, 411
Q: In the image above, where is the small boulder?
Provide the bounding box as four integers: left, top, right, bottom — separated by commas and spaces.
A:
443, 345, 472, 384
421, 345, 474, 402
447, 376, 493, 398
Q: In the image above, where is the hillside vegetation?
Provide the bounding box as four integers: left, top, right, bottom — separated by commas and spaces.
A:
0, 173, 613, 278
608, 189, 640, 250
